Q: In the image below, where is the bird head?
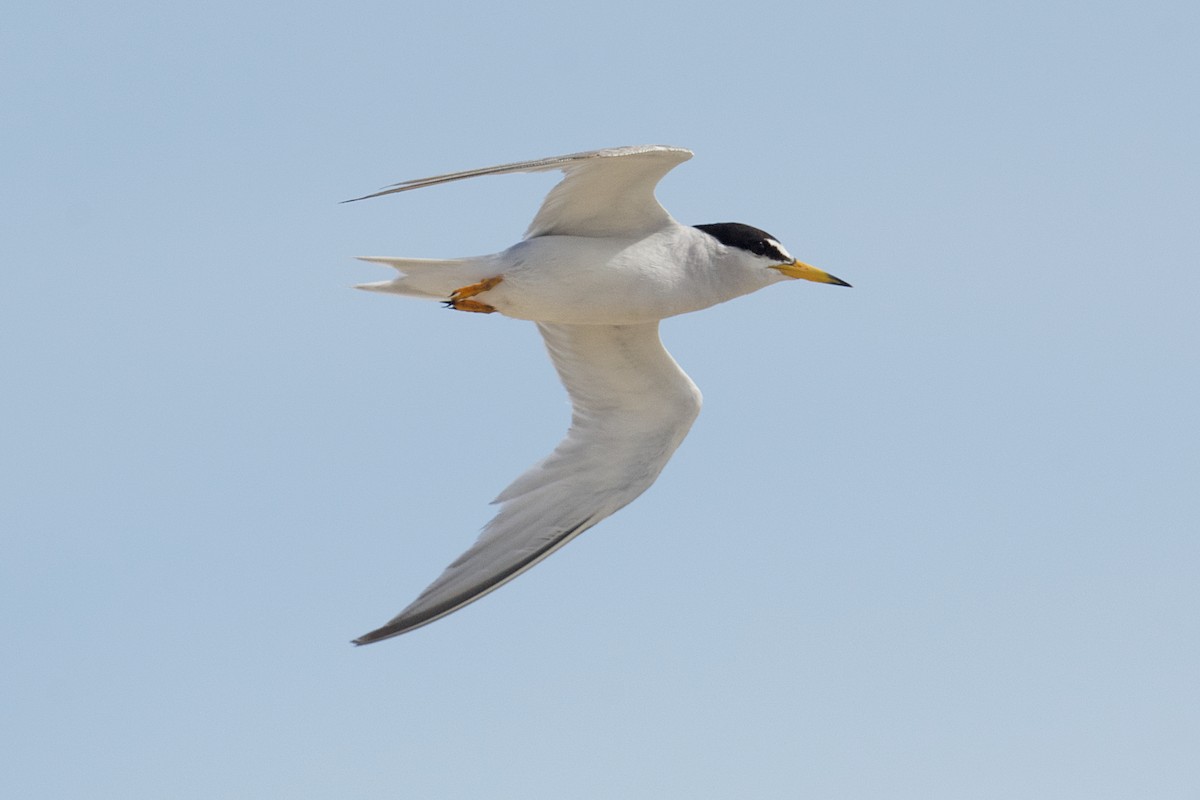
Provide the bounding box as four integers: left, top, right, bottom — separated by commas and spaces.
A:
693, 223, 851, 287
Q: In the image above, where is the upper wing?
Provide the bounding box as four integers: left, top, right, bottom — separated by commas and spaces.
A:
353, 322, 702, 644
342, 145, 693, 238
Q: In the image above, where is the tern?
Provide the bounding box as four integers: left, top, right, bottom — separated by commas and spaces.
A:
348, 145, 849, 644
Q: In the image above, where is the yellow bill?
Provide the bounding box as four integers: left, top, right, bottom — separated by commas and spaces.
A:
773, 259, 852, 287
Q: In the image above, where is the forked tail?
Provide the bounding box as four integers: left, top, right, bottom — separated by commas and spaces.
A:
354, 256, 495, 299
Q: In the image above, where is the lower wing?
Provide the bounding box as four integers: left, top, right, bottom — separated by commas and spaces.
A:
354, 322, 702, 644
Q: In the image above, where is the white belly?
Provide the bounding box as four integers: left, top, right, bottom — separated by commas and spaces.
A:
483, 231, 738, 325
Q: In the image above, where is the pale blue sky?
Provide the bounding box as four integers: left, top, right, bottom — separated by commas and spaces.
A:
3, 1, 1198, 797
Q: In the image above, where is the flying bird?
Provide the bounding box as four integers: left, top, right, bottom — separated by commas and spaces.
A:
348, 145, 849, 644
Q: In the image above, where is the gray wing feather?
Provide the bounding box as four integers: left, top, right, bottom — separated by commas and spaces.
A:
343, 145, 693, 238
353, 322, 701, 644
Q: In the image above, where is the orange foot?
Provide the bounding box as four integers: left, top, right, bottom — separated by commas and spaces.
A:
446, 275, 503, 313
447, 298, 496, 313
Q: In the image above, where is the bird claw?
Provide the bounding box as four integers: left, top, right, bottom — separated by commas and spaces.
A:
446, 275, 503, 313
449, 275, 503, 301
444, 298, 497, 313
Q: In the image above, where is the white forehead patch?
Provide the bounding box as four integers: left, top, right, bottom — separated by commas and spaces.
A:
766, 239, 793, 262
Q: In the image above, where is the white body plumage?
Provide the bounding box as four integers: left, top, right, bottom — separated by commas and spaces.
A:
347, 145, 848, 644
362, 226, 792, 325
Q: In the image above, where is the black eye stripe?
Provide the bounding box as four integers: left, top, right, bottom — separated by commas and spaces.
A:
694, 223, 789, 261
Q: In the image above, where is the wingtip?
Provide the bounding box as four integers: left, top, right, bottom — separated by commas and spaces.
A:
351, 622, 409, 646
340, 189, 390, 204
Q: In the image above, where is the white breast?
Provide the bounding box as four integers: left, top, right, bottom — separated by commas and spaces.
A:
487, 226, 773, 325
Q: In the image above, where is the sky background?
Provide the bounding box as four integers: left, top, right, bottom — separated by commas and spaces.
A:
3, 1, 1198, 797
